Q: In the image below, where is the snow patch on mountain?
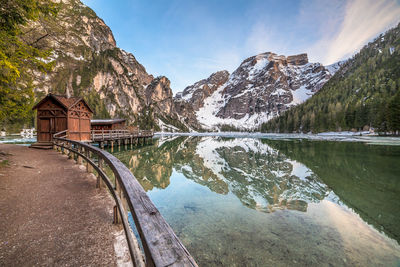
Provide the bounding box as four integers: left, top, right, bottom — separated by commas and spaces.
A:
289, 85, 314, 106
326, 60, 346, 75
196, 82, 277, 130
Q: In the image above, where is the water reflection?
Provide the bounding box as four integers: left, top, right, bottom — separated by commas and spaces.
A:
113, 136, 330, 213
264, 139, 400, 243
110, 136, 400, 266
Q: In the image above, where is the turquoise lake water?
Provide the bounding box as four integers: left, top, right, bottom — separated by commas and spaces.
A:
110, 135, 400, 266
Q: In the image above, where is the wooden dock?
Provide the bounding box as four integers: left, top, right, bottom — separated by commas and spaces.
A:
90, 129, 154, 149
53, 129, 155, 149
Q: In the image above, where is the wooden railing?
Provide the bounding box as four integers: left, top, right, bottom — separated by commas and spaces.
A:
53, 129, 68, 139
53, 133, 197, 267
91, 129, 154, 141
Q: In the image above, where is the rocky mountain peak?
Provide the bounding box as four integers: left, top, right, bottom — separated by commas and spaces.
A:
176, 70, 230, 101
287, 53, 308, 65
175, 51, 334, 130
239, 52, 309, 72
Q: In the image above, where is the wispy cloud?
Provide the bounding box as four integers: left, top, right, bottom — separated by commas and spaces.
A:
244, 22, 289, 56
310, 0, 400, 64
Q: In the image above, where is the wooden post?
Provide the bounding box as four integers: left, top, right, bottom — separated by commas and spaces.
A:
68, 143, 73, 159
86, 150, 93, 173
77, 146, 82, 165
114, 178, 122, 224
113, 205, 119, 224
97, 157, 104, 188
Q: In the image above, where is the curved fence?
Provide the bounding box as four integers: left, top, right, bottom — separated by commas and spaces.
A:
53, 132, 198, 267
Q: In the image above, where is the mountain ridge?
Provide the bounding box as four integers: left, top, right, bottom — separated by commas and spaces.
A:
174, 52, 335, 130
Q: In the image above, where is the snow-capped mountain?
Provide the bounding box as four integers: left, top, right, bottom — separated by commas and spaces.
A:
175, 52, 336, 130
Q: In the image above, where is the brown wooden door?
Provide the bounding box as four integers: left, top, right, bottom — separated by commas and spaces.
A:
55, 117, 67, 133
38, 118, 51, 142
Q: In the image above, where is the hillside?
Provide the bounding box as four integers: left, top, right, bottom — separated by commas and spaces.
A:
261, 23, 400, 134
174, 52, 337, 131
14, 0, 187, 131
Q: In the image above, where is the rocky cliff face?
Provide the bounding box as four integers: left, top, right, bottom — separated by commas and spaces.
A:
175, 52, 334, 130
174, 71, 229, 130
146, 76, 175, 115
27, 0, 180, 130
175, 70, 230, 110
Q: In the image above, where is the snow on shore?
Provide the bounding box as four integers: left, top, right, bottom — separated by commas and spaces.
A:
154, 132, 400, 145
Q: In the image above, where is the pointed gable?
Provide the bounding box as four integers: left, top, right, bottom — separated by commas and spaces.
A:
33, 94, 93, 113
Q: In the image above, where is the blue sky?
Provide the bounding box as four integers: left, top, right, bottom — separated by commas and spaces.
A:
82, 0, 400, 93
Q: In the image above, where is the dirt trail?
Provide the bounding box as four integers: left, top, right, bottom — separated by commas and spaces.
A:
0, 144, 128, 266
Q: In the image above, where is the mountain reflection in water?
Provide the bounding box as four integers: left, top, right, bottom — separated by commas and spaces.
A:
113, 136, 329, 213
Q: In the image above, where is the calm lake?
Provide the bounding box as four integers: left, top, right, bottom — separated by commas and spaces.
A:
109, 135, 400, 266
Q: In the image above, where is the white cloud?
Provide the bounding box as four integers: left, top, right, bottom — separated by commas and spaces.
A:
244, 23, 284, 55
310, 0, 400, 64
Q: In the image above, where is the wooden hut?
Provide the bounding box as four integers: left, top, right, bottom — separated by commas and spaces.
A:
91, 119, 126, 131
32, 94, 93, 143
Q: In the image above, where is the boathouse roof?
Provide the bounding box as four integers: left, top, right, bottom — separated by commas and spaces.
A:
90, 118, 126, 125
32, 93, 94, 113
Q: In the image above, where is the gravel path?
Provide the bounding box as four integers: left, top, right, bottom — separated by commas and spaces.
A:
0, 144, 127, 266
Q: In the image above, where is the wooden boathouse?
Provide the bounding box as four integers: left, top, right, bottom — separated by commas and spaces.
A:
32, 94, 93, 143
32, 94, 154, 149
91, 118, 126, 130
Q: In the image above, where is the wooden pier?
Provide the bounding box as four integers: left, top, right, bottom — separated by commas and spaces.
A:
90, 129, 154, 149
53, 129, 155, 149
